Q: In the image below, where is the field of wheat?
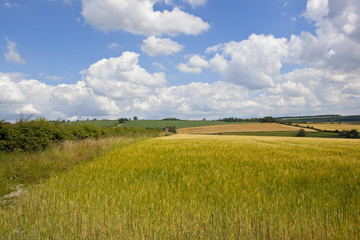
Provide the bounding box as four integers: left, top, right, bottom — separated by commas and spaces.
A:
177, 123, 317, 134
1, 134, 359, 239
298, 123, 360, 131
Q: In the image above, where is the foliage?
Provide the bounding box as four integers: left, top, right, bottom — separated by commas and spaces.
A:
296, 129, 306, 137
0, 118, 162, 153
165, 126, 177, 133
339, 129, 359, 138
162, 118, 181, 121
118, 118, 130, 124
260, 116, 278, 123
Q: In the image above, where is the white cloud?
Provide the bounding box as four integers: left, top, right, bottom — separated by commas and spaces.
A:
303, 0, 329, 22
4, 2, 20, 8
141, 36, 184, 56
107, 42, 120, 49
81, 0, 210, 36
135, 81, 257, 118
152, 62, 166, 70
177, 55, 209, 74
81, 51, 167, 99
208, 34, 288, 90
4, 39, 26, 64
0, 73, 119, 120
183, 0, 207, 7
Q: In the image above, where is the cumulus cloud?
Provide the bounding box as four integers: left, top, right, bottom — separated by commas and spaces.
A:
141, 36, 184, 56
303, 0, 329, 22
0, 73, 119, 120
4, 39, 26, 64
177, 55, 209, 73
81, 51, 167, 99
133, 81, 258, 118
208, 34, 288, 90
291, 0, 360, 72
81, 0, 210, 36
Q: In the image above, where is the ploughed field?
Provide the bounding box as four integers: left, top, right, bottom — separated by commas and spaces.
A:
177, 123, 316, 134
1, 134, 359, 239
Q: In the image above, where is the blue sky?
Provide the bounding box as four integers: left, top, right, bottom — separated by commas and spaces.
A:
1, 0, 360, 120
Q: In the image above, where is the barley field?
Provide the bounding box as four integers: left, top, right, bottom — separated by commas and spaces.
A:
1, 135, 359, 239
177, 123, 316, 134
298, 123, 360, 131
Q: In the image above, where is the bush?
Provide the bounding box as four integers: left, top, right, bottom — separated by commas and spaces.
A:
0, 118, 162, 152
339, 129, 359, 138
165, 126, 177, 133
297, 129, 306, 137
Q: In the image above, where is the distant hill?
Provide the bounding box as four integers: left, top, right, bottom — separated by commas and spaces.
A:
278, 115, 360, 123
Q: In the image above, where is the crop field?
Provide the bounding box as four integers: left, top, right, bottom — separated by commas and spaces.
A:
177, 123, 316, 134
120, 120, 252, 129
216, 131, 340, 138
63, 120, 119, 127
1, 134, 359, 239
298, 123, 360, 131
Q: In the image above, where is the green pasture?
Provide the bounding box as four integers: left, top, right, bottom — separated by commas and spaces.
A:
63, 120, 119, 127
120, 120, 253, 129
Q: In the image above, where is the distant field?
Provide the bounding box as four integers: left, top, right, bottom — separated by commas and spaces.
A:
120, 120, 253, 129
63, 120, 118, 127
216, 131, 340, 138
298, 123, 360, 131
279, 115, 360, 123
1, 135, 359, 239
177, 123, 317, 134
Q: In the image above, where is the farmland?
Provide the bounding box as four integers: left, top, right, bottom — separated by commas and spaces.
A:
120, 120, 253, 129
298, 123, 360, 132
1, 134, 359, 239
177, 123, 316, 134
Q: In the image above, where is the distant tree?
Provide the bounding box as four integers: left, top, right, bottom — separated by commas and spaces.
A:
133, 116, 138, 121
118, 118, 129, 124
261, 116, 278, 123
350, 129, 359, 138
162, 118, 181, 121
166, 126, 177, 133
297, 129, 306, 137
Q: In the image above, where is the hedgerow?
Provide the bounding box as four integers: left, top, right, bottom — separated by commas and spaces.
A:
0, 118, 162, 152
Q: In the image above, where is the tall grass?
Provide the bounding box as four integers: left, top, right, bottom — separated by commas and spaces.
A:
0, 136, 156, 200
1, 135, 359, 239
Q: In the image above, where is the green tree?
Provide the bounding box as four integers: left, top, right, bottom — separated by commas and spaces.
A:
297, 129, 306, 137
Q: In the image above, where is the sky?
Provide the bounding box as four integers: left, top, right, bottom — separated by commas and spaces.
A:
1, 0, 360, 121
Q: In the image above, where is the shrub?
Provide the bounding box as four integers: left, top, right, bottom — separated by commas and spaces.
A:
296, 129, 306, 137
0, 118, 162, 152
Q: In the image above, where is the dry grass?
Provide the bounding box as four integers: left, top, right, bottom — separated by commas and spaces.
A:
177, 123, 317, 134
298, 123, 360, 131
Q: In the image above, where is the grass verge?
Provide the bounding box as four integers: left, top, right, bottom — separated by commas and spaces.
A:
0, 135, 155, 204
